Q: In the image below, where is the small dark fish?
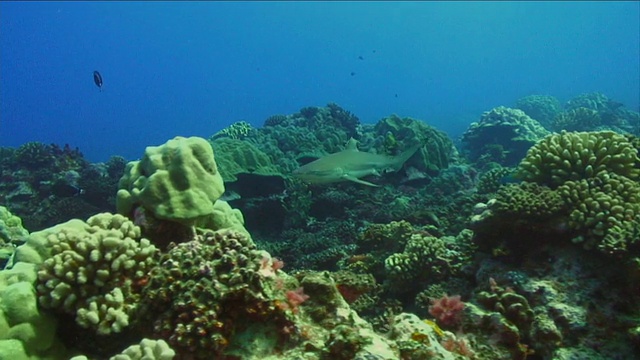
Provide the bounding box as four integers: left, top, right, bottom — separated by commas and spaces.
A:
358, 55, 364, 60
372, 50, 376, 53
350, 71, 356, 76
395, 93, 398, 98
93, 70, 103, 91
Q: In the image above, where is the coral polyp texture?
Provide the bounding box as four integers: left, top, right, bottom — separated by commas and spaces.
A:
138, 228, 292, 358
517, 130, 640, 187
116, 136, 225, 225
31, 213, 157, 335
558, 172, 640, 255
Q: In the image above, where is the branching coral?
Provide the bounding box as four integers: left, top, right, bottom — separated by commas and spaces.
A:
558, 172, 640, 255
35, 213, 157, 335
384, 230, 472, 290
517, 130, 640, 187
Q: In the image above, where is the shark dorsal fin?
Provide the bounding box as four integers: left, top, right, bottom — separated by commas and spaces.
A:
345, 137, 359, 151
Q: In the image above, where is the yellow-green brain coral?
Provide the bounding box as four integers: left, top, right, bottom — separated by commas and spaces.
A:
517, 130, 640, 187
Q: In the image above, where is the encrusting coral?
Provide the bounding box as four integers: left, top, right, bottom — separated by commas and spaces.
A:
33, 213, 157, 335
517, 130, 640, 187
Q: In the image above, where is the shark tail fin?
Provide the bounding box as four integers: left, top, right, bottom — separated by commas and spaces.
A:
390, 144, 422, 172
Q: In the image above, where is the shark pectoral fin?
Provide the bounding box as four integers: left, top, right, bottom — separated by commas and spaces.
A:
344, 175, 380, 187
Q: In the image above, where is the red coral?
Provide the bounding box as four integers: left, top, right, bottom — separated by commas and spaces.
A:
429, 294, 465, 327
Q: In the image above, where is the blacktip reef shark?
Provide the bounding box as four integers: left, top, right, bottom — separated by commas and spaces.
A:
292, 138, 421, 187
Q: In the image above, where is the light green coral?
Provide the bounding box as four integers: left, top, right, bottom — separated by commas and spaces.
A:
0, 262, 67, 359
476, 167, 514, 194
211, 121, 254, 140
492, 182, 565, 220
116, 136, 225, 225
517, 130, 640, 187
0, 206, 28, 244
558, 172, 640, 255
32, 213, 157, 335
209, 137, 280, 182
0, 206, 29, 268
71, 338, 175, 360
193, 200, 249, 237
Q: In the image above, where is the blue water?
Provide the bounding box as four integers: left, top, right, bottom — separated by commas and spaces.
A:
1, 2, 638, 162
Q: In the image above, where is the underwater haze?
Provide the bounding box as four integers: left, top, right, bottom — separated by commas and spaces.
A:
1, 1, 639, 162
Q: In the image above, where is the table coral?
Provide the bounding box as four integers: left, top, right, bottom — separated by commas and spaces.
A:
34, 213, 157, 335
517, 130, 640, 187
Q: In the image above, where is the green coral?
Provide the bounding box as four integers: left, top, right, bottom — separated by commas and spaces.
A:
0, 206, 29, 268
211, 121, 254, 140
517, 130, 640, 187
116, 136, 225, 225
0, 262, 68, 359
371, 114, 458, 174
30, 213, 157, 335
209, 137, 279, 182
558, 172, 640, 255
492, 183, 565, 220
476, 167, 514, 194
14, 142, 54, 169
514, 94, 562, 128
551, 107, 602, 132
384, 230, 473, 289
70, 338, 176, 360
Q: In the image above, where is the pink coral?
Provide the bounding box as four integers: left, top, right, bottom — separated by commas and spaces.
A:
429, 294, 465, 327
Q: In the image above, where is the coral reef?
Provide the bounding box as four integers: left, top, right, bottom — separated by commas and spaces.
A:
516, 130, 640, 187
22, 213, 157, 335
0, 206, 29, 268
2, 96, 640, 359
367, 114, 459, 177
211, 121, 254, 140
70, 338, 175, 360
514, 94, 562, 129
462, 106, 550, 167
558, 172, 640, 256
116, 136, 225, 225
0, 262, 69, 359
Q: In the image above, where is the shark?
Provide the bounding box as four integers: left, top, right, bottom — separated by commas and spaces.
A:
292, 138, 421, 187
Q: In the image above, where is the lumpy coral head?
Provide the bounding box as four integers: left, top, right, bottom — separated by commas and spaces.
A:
117, 136, 225, 225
